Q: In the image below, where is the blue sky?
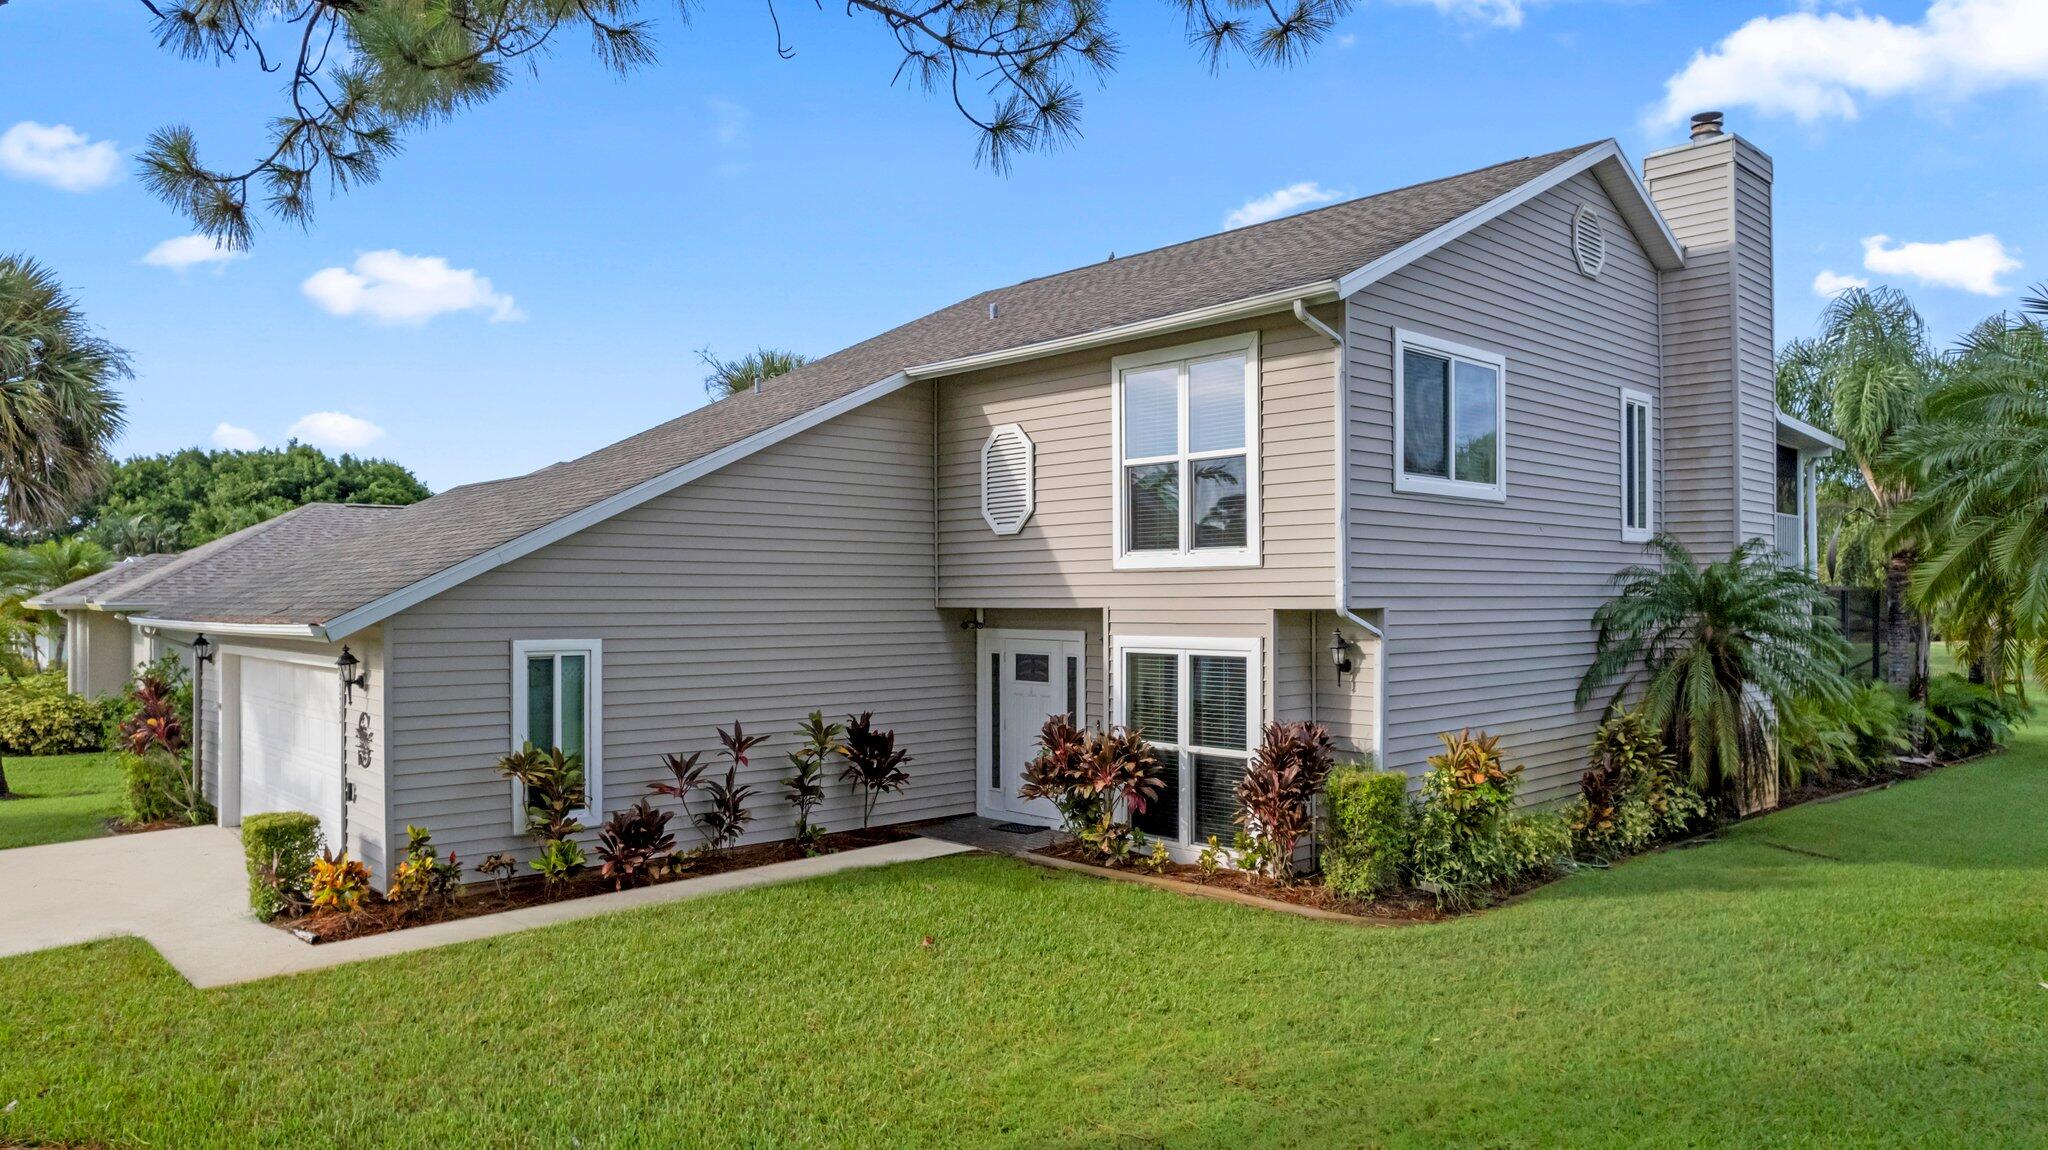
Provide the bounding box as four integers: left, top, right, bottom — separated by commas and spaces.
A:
5, 0, 2046, 490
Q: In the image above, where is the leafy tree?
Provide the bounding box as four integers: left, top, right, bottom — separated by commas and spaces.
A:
68, 444, 430, 551
1578, 537, 1852, 812
0, 256, 128, 531
0, 538, 113, 671
1892, 295, 2048, 692
129, 0, 1349, 246
699, 347, 809, 400
1804, 287, 1939, 696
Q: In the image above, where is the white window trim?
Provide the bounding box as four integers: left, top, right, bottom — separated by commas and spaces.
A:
1391, 328, 1509, 503
1620, 387, 1655, 542
509, 638, 604, 830
1110, 634, 1262, 849
1110, 332, 1262, 570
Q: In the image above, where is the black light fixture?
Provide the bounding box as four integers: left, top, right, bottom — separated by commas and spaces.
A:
189, 635, 214, 800
1329, 629, 1353, 676
337, 646, 368, 706
190, 633, 214, 665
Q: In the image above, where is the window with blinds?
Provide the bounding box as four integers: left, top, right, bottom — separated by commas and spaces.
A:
1621, 390, 1653, 542
1112, 334, 1259, 568
1121, 645, 1252, 844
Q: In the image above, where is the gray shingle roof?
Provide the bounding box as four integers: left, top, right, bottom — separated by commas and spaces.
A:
118, 142, 1604, 628
32, 552, 179, 608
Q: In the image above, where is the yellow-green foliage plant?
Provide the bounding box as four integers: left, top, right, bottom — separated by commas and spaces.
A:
1320, 761, 1412, 898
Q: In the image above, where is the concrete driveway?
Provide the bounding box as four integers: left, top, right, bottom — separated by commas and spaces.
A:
0, 826, 971, 988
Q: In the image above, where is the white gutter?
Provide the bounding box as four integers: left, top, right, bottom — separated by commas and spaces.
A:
128, 616, 328, 641
909, 281, 1340, 380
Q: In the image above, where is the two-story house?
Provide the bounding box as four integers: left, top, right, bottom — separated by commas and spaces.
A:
37, 115, 1839, 878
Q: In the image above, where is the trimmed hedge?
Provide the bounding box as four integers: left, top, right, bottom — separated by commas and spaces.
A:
1320, 762, 1413, 898
0, 671, 108, 755
243, 811, 324, 921
122, 751, 212, 826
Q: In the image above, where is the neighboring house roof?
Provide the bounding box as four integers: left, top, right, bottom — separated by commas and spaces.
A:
29, 552, 179, 609
122, 139, 1681, 637
1775, 410, 1844, 454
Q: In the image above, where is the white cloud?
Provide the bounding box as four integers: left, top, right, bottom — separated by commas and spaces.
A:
142, 235, 247, 272
1653, 0, 2048, 126
0, 121, 121, 191
1860, 233, 2020, 296
301, 250, 524, 325
1812, 270, 1872, 297
286, 412, 385, 452
1225, 182, 1347, 229
211, 422, 264, 451
1393, 0, 1525, 28
709, 98, 748, 147
1335, 33, 1357, 48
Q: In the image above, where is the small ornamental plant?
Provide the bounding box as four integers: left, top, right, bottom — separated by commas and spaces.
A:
696, 721, 764, 850
783, 711, 842, 854
388, 825, 462, 912
474, 853, 518, 896
494, 743, 588, 885
309, 848, 373, 913
595, 799, 677, 889
1235, 720, 1336, 881
1017, 716, 1164, 866
840, 712, 911, 828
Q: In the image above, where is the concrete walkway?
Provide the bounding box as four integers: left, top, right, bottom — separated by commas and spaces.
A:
0, 826, 972, 988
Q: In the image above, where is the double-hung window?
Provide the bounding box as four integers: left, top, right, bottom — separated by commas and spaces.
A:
1393, 330, 1507, 501
510, 639, 603, 825
1621, 389, 1654, 541
1117, 639, 1257, 845
1113, 333, 1260, 568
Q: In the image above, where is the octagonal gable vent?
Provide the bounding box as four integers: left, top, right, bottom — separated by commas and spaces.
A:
1571, 204, 1607, 277
981, 425, 1035, 535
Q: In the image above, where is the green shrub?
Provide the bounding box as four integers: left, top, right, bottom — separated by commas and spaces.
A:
1409, 729, 1562, 907
242, 811, 323, 921
122, 750, 212, 825
1566, 707, 1706, 863
1320, 761, 1412, 897
0, 671, 107, 755
1778, 681, 1914, 785
1925, 674, 2026, 759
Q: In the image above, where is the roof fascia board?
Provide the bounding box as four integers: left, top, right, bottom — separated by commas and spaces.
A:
127, 616, 327, 640
1337, 142, 1683, 299
906, 281, 1340, 380
1776, 409, 1844, 453
320, 369, 920, 640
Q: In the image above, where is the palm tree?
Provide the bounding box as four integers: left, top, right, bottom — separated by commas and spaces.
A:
0, 537, 112, 669
1578, 537, 1852, 812
1809, 287, 1938, 696
0, 255, 128, 529
1891, 300, 2048, 692
85, 511, 184, 557
699, 347, 808, 400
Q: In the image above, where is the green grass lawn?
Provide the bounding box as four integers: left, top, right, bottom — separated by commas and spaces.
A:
0, 751, 122, 850
3, 736, 2046, 1147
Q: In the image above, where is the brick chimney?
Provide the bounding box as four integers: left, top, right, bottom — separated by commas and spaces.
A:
1643, 114, 1778, 560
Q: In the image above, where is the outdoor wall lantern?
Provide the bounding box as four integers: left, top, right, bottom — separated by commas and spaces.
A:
190, 633, 214, 665
1329, 629, 1353, 677
337, 646, 368, 706
189, 634, 214, 799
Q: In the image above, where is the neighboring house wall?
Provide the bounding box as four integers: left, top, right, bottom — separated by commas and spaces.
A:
384, 384, 977, 866
1644, 133, 1778, 559
67, 610, 133, 698
1343, 169, 1665, 801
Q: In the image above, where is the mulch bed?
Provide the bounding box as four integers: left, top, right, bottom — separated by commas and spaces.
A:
1034, 838, 1452, 923
106, 816, 192, 836
278, 824, 922, 944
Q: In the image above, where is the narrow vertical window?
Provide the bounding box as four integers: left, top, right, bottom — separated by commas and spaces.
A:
1065, 656, 1078, 723
511, 639, 603, 828
1621, 390, 1654, 541
989, 651, 1001, 788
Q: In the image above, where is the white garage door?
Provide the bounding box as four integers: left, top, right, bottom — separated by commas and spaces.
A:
238, 656, 341, 847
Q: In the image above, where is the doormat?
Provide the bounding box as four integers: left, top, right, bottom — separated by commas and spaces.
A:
991, 822, 1043, 834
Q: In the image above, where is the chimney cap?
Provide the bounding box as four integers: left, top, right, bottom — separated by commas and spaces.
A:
1690, 111, 1726, 141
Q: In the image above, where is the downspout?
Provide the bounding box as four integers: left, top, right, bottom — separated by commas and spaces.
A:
1294, 299, 1386, 765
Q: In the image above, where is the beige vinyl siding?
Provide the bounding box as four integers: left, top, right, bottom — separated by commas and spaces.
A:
936, 312, 1338, 610
1344, 170, 1663, 802
69, 610, 133, 698
1274, 609, 1377, 760
384, 384, 977, 866
1731, 138, 1780, 547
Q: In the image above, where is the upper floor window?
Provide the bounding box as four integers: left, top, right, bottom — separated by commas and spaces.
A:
1622, 389, 1654, 541
1393, 330, 1506, 502
1112, 333, 1260, 569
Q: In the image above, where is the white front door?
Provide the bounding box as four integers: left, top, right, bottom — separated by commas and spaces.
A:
980, 630, 1084, 824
